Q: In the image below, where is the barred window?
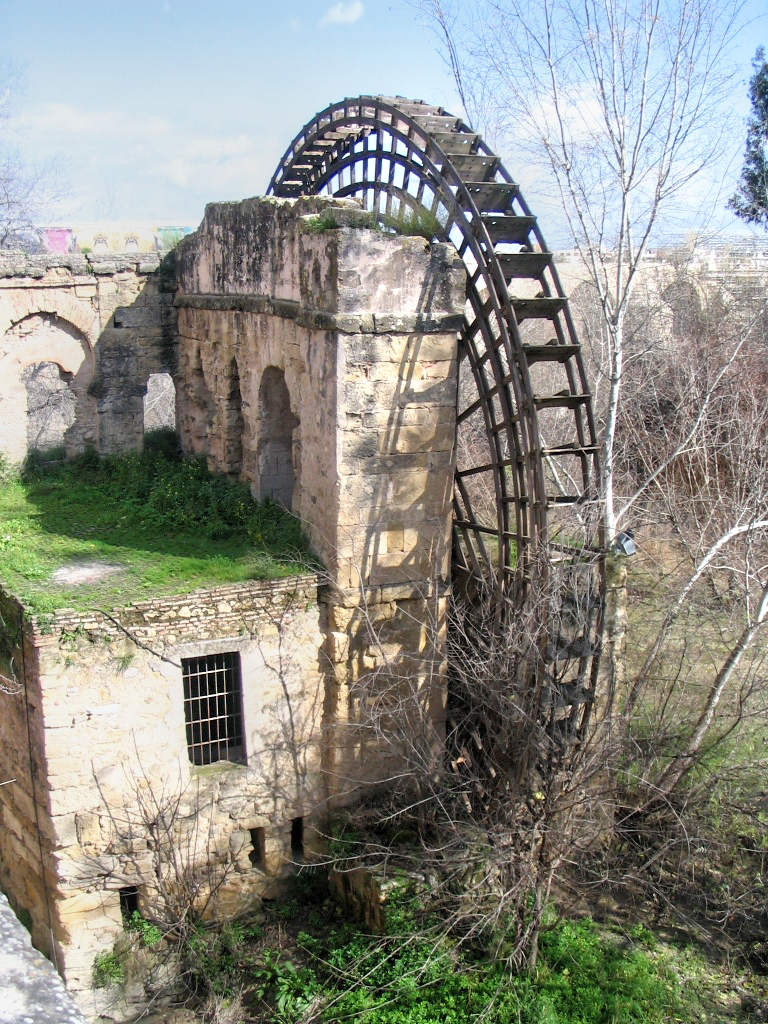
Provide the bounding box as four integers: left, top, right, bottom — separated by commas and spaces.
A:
182, 652, 245, 766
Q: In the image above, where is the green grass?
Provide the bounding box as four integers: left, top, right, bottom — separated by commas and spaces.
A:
304, 210, 342, 233
92, 949, 125, 988
0, 431, 318, 615
302, 205, 446, 241
379, 205, 446, 242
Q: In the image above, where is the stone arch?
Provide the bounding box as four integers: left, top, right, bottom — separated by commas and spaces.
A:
256, 366, 299, 509
179, 344, 216, 458
0, 312, 96, 462
0, 289, 99, 345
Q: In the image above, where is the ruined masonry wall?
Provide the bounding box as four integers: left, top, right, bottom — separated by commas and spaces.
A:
0, 576, 324, 1016
0, 252, 176, 463
0, 589, 53, 970
0, 197, 466, 1019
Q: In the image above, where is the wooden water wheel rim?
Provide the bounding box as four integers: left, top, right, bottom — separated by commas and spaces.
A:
269, 97, 602, 640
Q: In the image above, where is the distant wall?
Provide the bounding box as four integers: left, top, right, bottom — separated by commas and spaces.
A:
0, 252, 176, 463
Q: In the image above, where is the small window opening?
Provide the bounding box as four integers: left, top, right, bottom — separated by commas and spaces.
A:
249, 827, 266, 870
119, 886, 139, 923
182, 652, 245, 766
291, 817, 304, 862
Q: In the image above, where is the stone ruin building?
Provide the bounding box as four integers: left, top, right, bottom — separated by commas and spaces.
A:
0, 195, 465, 1018
0, 96, 604, 1019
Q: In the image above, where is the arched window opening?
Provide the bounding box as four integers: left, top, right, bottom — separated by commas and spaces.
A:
257, 366, 298, 509
224, 358, 244, 478
21, 361, 76, 453
143, 372, 177, 432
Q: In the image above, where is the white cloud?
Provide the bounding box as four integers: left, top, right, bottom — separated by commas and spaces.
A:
24, 103, 170, 140
320, 1, 364, 27
15, 98, 279, 222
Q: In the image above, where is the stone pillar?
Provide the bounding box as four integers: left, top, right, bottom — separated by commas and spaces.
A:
174, 195, 466, 801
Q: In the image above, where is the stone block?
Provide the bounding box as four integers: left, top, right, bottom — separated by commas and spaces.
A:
74, 811, 102, 846
381, 420, 455, 455
327, 631, 350, 663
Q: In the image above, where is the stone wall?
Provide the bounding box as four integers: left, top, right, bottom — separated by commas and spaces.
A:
0, 252, 176, 463
0, 589, 53, 969
174, 197, 464, 592
0, 576, 326, 1018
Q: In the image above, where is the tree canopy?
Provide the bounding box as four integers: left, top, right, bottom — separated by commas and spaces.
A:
729, 47, 768, 230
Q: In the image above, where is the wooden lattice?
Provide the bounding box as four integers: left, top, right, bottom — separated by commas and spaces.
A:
269, 96, 604, 746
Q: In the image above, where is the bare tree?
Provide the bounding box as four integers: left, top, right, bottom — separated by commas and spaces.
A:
331, 555, 606, 970
612, 261, 768, 796
402, 0, 768, 952
421, 0, 743, 539
0, 63, 63, 249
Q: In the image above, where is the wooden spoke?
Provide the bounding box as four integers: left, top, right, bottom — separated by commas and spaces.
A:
269, 97, 604, 741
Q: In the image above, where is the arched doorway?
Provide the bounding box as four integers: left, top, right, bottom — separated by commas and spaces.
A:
21, 361, 77, 452
0, 312, 94, 462
143, 371, 177, 432
257, 366, 298, 509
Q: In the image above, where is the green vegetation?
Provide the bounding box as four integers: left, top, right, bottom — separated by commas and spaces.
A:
303, 204, 445, 241
126, 910, 163, 948
380, 205, 445, 242
0, 430, 318, 614
304, 210, 342, 233
180, 874, 700, 1024
92, 912, 164, 989
92, 949, 125, 988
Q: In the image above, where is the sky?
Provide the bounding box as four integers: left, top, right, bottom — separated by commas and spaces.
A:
1, 0, 766, 245
1, 1, 462, 228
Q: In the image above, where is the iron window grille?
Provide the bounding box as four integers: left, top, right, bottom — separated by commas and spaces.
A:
182, 652, 245, 766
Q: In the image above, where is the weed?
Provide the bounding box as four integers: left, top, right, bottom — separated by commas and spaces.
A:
126, 910, 163, 947
143, 426, 182, 460
379, 206, 445, 241
249, 949, 319, 1021
92, 949, 125, 988
113, 651, 134, 674
22, 446, 66, 478
0, 453, 14, 485
304, 211, 340, 233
